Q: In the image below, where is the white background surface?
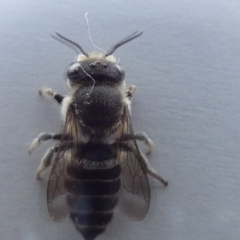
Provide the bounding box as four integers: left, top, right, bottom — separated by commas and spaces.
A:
1, 0, 240, 240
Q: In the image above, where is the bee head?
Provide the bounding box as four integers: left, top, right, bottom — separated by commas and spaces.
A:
54, 31, 143, 88
66, 53, 125, 88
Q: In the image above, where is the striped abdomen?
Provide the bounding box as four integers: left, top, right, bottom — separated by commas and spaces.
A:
66, 161, 121, 240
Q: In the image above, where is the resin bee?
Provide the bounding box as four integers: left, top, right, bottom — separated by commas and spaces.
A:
29, 31, 168, 240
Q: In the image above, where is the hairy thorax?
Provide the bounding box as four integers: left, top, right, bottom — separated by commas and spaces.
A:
72, 86, 123, 137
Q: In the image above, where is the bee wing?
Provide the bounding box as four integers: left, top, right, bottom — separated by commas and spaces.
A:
118, 107, 151, 221
47, 107, 80, 221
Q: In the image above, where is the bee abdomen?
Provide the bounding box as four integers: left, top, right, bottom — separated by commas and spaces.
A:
71, 211, 113, 240
65, 178, 120, 195
75, 225, 107, 240
66, 165, 121, 240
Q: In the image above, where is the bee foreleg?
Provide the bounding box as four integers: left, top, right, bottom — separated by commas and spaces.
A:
140, 150, 168, 186
28, 132, 64, 155
39, 87, 64, 105
126, 85, 136, 99
121, 132, 153, 155
36, 142, 72, 179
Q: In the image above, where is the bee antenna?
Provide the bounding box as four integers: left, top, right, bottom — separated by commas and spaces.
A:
105, 31, 143, 56
54, 32, 89, 57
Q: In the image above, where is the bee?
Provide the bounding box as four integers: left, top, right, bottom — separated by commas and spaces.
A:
29, 30, 168, 240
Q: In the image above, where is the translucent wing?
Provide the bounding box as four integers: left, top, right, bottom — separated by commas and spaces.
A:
47, 107, 80, 221
118, 106, 151, 221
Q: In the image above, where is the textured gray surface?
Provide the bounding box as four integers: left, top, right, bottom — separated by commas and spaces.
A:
1, 0, 240, 239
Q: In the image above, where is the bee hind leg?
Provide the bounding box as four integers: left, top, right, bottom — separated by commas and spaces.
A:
39, 87, 64, 105
36, 145, 56, 179
117, 142, 168, 186
140, 150, 168, 186
28, 132, 63, 155
134, 132, 153, 155
122, 132, 153, 155
36, 142, 72, 179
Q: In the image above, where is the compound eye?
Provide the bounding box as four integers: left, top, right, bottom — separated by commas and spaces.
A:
115, 64, 125, 80
67, 62, 81, 82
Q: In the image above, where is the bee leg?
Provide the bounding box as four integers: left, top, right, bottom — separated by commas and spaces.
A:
39, 87, 64, 105
134, 132, 153, 155
126, 85, 136, 99
117, 143, 168, 186
36, 146, 55, 179
140, 151, 168, 186
28, 132, 64, 155
121, 132, 153, 155
36, 142, 71, 179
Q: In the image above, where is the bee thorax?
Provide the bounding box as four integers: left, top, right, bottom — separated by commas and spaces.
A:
73, 86, 123, 129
